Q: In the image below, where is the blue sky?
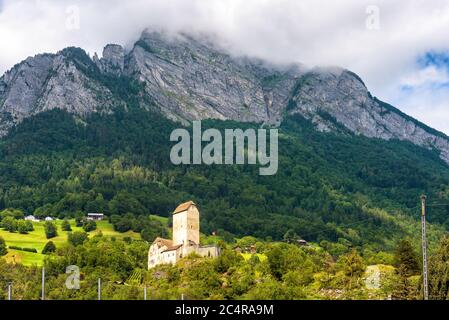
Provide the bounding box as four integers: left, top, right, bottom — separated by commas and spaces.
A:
389, 51, 449, 133
1, 0, 449, 133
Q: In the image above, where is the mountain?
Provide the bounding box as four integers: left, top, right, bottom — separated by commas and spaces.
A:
2, 30, 449, 165
1, 30, 449, 250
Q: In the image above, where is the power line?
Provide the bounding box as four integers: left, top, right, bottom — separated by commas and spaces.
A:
299, 215, 381, 239
297, 203, 430, 240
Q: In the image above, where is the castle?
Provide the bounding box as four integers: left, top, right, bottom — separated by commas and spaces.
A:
148, 201, 220, 269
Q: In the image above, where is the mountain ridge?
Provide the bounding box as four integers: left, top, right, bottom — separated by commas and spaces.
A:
1, 30, 449, 164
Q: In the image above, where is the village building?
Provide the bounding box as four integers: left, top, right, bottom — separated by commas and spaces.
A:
86, 213, 105, 221
148, 201, 220, 269
24, 215, 40, 222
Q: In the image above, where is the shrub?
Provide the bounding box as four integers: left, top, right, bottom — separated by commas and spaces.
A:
83, 220, 97, 232
68, 231, 89, 246
42, 241, 56, 254
17, 220, 33, 234
1, 216, 17, 232
44, 221, 58, 239
62, 219, 72, 231
0, 237, 7, 256
8, 245, 37, 253
75, 217, 84, 227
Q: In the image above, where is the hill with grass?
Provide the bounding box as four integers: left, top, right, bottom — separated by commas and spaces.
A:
1, 219, 141, 266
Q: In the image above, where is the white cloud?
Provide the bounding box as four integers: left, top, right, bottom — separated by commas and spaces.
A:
399, 66, 449, 88
1, 0, 449, 132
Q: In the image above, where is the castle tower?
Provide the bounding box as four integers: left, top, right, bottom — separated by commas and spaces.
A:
172, 201, 200, 246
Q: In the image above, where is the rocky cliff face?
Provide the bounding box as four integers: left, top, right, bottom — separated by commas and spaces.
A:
0, 48, 119, 136
125, 32, 301, 124
288, 68, 449, 163
1, 30, 449, 164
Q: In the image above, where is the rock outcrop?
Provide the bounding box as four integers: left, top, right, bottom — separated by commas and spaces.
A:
1, 30, 449, 164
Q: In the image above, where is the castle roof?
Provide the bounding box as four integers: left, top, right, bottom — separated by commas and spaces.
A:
173, 200, 196, 214
162, 244, 183, 253
153, 237, 173, 247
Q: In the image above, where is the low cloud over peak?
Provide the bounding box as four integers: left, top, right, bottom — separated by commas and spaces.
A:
2, 0, 449, 132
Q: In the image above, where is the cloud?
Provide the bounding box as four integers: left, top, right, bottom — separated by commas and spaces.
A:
388, 52, 449, 134
1, 0, 449, 132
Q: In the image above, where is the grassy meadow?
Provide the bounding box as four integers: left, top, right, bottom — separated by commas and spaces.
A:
1, 219, 141, 266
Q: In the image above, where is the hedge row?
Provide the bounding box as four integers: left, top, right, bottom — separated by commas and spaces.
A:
8, 245, 38, 253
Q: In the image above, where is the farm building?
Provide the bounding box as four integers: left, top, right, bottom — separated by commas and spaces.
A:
86, 213, 105, 221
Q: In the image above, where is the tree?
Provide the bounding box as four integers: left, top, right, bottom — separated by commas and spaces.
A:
283, 230, 300, 244
0, 208, 24, 220
24, 220, 34, 232
266, 243, 306, 280
391, 264, 415, 300
215, 249, 243, 273
17, 220, 30, 234
68, 231, 89, 246
429, 236, 449, 300
42, 241, 56, 254
337, 249, 366, 278
75, 216, 84, 227
1, 216, 17, 232
83, 220, 97, 232
62, 219, 72, 231
394, 239, 420, 277
44, 221, 58, 239
0, 236, 7, 256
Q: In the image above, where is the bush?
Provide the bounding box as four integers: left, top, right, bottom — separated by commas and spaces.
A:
8, 245, 37, 253
17, 220, 33, 234
0, 208, 24, 220
44, 221, 58, 239
0, 236, 7, 256
25, 220, 34, 232
75, 217, 84, 227
83, 220, 97, 232
42, 241, 56, 254
1, 216, 17, 232
68, 231, 89, 246
62, 219, 72, 231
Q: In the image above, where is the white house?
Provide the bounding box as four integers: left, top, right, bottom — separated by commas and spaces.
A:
44, 217, 53, 221
25, 215, 39, 222
87, 213, 104, 221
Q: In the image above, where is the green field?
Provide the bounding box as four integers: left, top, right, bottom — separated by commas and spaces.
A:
1, 219, 141, 266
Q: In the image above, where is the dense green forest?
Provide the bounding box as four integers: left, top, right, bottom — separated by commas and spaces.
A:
0, 107, 449, 252
2, 230, 449, 300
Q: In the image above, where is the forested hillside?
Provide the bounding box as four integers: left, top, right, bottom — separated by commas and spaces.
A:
0, 107, 449, 252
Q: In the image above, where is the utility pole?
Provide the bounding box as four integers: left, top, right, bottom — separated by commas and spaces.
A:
98, 278, 101, 301
144, 286, 147, 301
421, 194, 429, 300
7, 283, 12, 300
41, 267, 45, 300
